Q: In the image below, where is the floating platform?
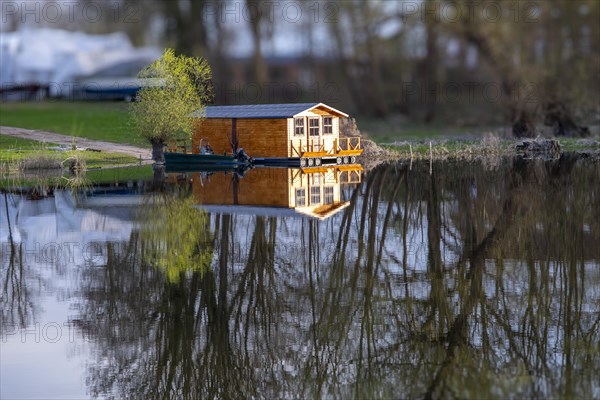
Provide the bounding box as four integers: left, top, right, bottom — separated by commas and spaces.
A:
252, 155, 360, 168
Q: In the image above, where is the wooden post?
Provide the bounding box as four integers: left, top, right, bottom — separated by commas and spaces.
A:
429, 141, 433, 175
231, 118, 238, 152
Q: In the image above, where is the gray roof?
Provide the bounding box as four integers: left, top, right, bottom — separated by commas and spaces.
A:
192, 103, 348, 119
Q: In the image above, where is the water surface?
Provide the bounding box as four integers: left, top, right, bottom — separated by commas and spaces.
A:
1, 156, 599, 399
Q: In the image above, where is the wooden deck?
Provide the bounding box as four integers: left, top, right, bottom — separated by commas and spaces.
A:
292, 164, 363, 184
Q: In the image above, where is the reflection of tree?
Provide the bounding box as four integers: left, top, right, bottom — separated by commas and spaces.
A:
77, 158, 599, 399
1, 192, 35, 334
138, 193, 213, 282
82, 211, 264, 399
294, 158, 600, 398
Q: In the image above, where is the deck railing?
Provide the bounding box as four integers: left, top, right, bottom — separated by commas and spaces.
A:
291, 137, 362, 157
340, 169, 362, 184
335, 137, 361, 152
290, 139, 326, 157
290, 165, 363, 184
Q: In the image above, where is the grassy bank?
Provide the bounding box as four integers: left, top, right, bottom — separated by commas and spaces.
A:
357, 117, 491, 142
0, 101, 145, 146
2, 101, 598, 161
0, 135, 139, 171
1, 101, 498, 145
378, 136, 600, 162
0, 164, 154, 190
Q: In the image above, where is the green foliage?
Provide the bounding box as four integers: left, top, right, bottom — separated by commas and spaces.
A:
130, 48, 213, 143
139, 194, 214, 283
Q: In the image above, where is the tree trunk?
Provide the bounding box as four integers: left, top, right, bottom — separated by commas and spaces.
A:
544, 101, 590, 137
423, 0, 438, 123
152, 165, 166, 191
247, 0, 268, 86
151, 139, 166, 164
512, 110, 537, 138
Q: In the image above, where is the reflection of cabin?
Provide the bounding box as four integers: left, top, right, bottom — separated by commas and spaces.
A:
288, 166, 362, 219
191, 103, 362, 166
192, 166, 362, 220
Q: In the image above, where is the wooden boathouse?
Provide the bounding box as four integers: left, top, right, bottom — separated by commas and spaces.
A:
191, 103, 362, 166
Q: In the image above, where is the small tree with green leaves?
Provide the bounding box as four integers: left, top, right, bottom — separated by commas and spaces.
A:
130, 49, 212, 163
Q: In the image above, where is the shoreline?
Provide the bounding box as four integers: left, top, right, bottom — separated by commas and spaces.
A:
2, 126, 599, 174
362, 136, 600, 161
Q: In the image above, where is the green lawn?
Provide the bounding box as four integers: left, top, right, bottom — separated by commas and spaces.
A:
0, 134, 47, 149
0, 101, 146, 146
356, 117, 494, 143
84, 164, 153, 183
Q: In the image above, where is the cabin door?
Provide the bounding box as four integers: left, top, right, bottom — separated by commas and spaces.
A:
307, 116, 321, 152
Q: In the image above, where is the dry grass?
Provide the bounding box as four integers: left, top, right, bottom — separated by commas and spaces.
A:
383, 134, 511, 162
62, 153, 87, 173
18, 152, 63, 171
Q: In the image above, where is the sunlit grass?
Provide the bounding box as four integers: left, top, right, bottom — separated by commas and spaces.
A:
0, 134, 45, 149
0, 101, 146, 146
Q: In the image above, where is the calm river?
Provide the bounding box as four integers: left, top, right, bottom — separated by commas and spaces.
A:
1, 155, 599, 399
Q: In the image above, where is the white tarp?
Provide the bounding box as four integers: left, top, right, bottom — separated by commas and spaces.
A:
0, 28, 160, 96
0, 191, 134, 267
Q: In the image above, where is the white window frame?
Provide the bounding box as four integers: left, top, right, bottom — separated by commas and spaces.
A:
323, 186, 334, 204
295, 188, 306, 207
323, 116, 333, 135
309, 117, 320, 136
310, 186, 321, 205
294, 117, 305, 136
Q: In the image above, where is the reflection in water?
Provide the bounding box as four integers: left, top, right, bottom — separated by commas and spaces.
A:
189, 166, 362, 219
138, 191, 213, 282
1, 157, 599, 399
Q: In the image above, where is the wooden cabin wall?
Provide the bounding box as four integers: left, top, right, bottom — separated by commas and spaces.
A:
193, 118, 288, 158
193, 168, 290, 207
192, 118, 233, 154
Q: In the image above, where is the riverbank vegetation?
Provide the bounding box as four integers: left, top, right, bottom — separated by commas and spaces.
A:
2, 99, 598, 168
0, 163, 153, 192
0, 135, 139, 174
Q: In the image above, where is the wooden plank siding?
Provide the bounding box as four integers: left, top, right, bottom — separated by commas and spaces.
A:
193, 168, 290, 207
192, 118, 232, 155
193, 118, 288, 158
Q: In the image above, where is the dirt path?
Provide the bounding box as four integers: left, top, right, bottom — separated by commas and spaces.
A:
0, 126, 152, 160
